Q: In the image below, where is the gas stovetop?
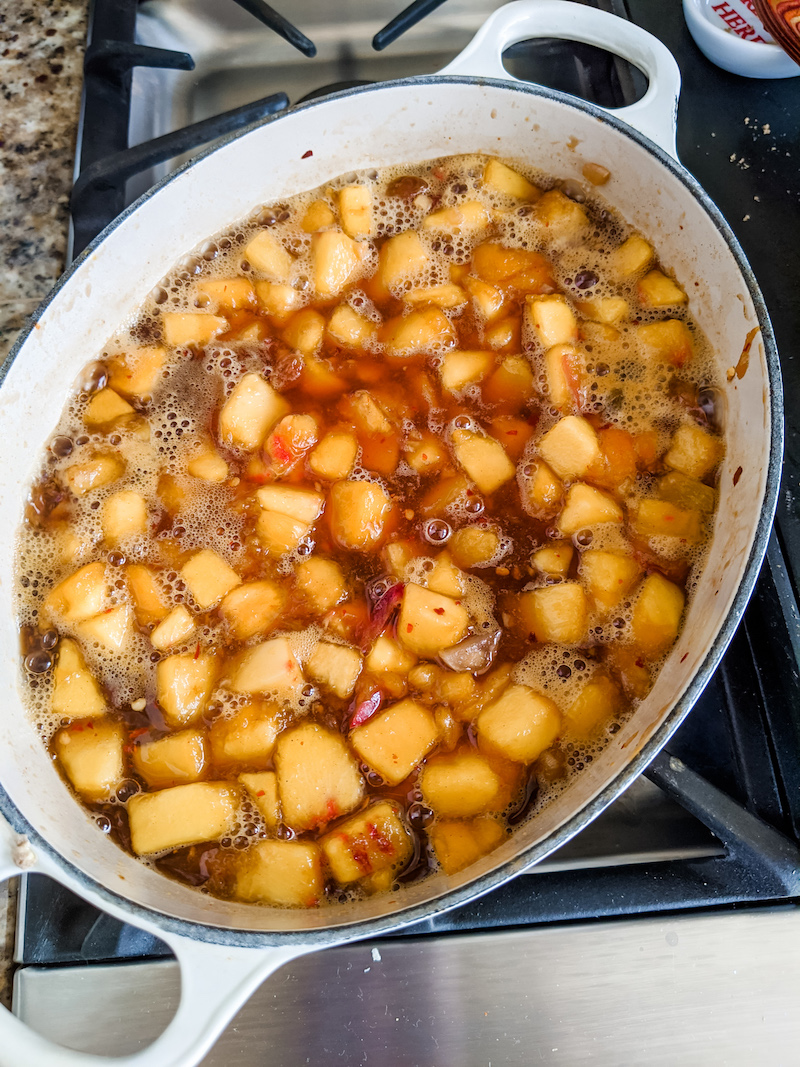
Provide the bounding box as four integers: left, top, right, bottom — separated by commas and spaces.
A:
13, 0, 800, 1062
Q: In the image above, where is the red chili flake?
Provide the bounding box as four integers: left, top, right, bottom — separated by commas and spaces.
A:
506, 429, 519, 436
664, 514, 674, 522
70, 722, 84, 732
194, 642, 201, 660
434, 607, 445, 615
129, 727, 149, 740
353, 847, 373, 872
367, 822, 395, 855
326, 798, 339, 820
406, 623, 414, 633
421, 453, 428, 460
455, 601, 462, 606
635, 658, 645, 669
680, 653, 688, 663
733, 466, 743, 486
302, 149, 313, 159
432, 166, 446, 180
86, 720, 94, 729
256, 790, 266, 797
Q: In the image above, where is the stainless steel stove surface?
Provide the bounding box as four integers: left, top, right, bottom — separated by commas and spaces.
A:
14, 0, 800, 1062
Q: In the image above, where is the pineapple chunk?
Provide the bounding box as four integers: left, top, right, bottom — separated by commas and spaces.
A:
329, 480, 392, 551
150, 605, 195, 651
44, 562, 107, 622
426, 552, 465, 598
430, 816, 506, 875
239, 770, 280, 830
218, 372, 289, 451
64, 453, 124, 496
379, 230, 429, 290
478, 684, 562, 763
209, 702, 281, 768
637, 319, 693, 366
320, 800, 412, 884
482, 355, 535, 411
162, 312, 227, 347
664, 423, 723, 480
327, 304, 377, 348
125, 564, 167, 627
295, 557, 346, 614
51, 639, 106, 719
532, 189, 588, 238
365, 634, 417, 675
449, 526, 500, 568
219, 580, 285, 641
574, 296, 629, 324
229, 636, 304, 696
101, 490, 147, 543
464, 275, 506, 322
187, 441, 228, 483
521, 459, 564, 515
84, 388, 135, 429
404, 284, 466, 309
282, 308, 325, 356
128, 782, 236, 856
275, 722, 364, 832
54, 719, 124, 802
256, 485, 324, 524
580, 550, 641, 613
532, 541, 573, 577
422, 202, 489, 234
420, 751, 504, 817
565, 675, 621, 738
196, 278, 256, 310
256, 511, 309, 555
234, 840, 323, 907
634, 499, 702, 542
610, 234, 653, 278
559, 483, 624, 534
253, 280, 302, 324
383, 307, 455, 358
526, 295, 579, 348
440, 350, 493, 392
518, 583, 588, 644
108, 346, 166, 399
180, 549, 241, 609
631, 573, 685, 654
538, 415, 601, 480
302, 199, 336, 232
339, 184, 373, 238
306, 641, 363, 699
350, 698, 439, 786
76, 605, 132, 652
313, 229, 361, 297
659, 471, 716, 514
156, 653, 217, 728
398, 583, 469, 657
483, 158, 540, 200
451, 429, 515, 494
309, 431, 358, 480
132, 729, 207, 789
243, 230, 294, 280
638, 269, 687, 307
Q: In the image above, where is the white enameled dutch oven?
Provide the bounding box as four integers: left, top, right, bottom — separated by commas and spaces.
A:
0, 3, 782, 1064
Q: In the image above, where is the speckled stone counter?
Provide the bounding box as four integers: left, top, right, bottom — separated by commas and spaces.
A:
0, 1, 89, 360
0, 0, 89, 1005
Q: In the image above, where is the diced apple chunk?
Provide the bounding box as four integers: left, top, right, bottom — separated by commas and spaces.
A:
219, 580, 285, 641
521, 458, 564, 515
309, 431, 358, 480
565, 675, 621, 738
610, 234, 653, 278
180, 549, 241, 609
125, 564, 167, 627
253, 280, 302, 324
664, 423, 722, 480
282, 308, 325, 356
239, 770, 280, 830
329, 480, 392, 551
327, 304, 377, 348
76, 605, 132, 652
344, 390, 393, 435
580, 550, 641, 613
482, 355, 535, 411
440, 350, 493, 392
84, 388, 135, 429
209, 702, 282, 769
45, 562, 107, 622
365, 634, 417, 674
405, 432, 447, 474
150, 605, 195, 651
637, 319, 693, 366
108, 346, 166, 399
538, 415, 601, 480
478, 684, 562, 763
422, 201, 489, 234
532, 190, 588, 238
275, 722, 364, 832
518, 583, 588, 644
234, 840, 323, 907
101, 490, 147, 543
380, 230, 428, 290
313, 229, 361, 297
229, 636, 304, 696
464, 276, 506, 322
559, 483, 624, 534
128, 782, 236, 855
256, 512, 309, 555
638, 269, 687, 306
187, 442, 228, 483
575, 296, 629, 324
306, 641, 362, 699
295, 557, 345, 614
451, 428, 515, 494
430, 817, 506, 875
635, 499, 702, 542
449, 526, 500, 568
162, 312, 227, 347
659, 471, 716, 513
244, 230, 294, 280
483, 158, 540, 200
51, 639, 106, 719
320, 800, 412, 884
350, 698, 439, 786
382, 307, 455, 358
420, 751, 503, 817
64, 453, 125, 496
219, 373, 290, 451
397, 583, 469, 657
631, 573, 685, 654
54, 719, 125, 802
339, 184, 373, 238
196, 277, 256, 310
256, 485, 324, 524
302, 199, 336, 233
156, 653, 217, 728
404, 284, 466, 309
532, 542, 573, 576
526, 295, 578, 348
426, 552, 465, 598
132, 729, 207, 789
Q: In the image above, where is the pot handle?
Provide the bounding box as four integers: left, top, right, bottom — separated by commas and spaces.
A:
0, 816, 313, 1067
438, 0, 681, 159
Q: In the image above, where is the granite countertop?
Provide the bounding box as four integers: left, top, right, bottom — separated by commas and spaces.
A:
0, 1, 89, 360
0, 0, 88, 1005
